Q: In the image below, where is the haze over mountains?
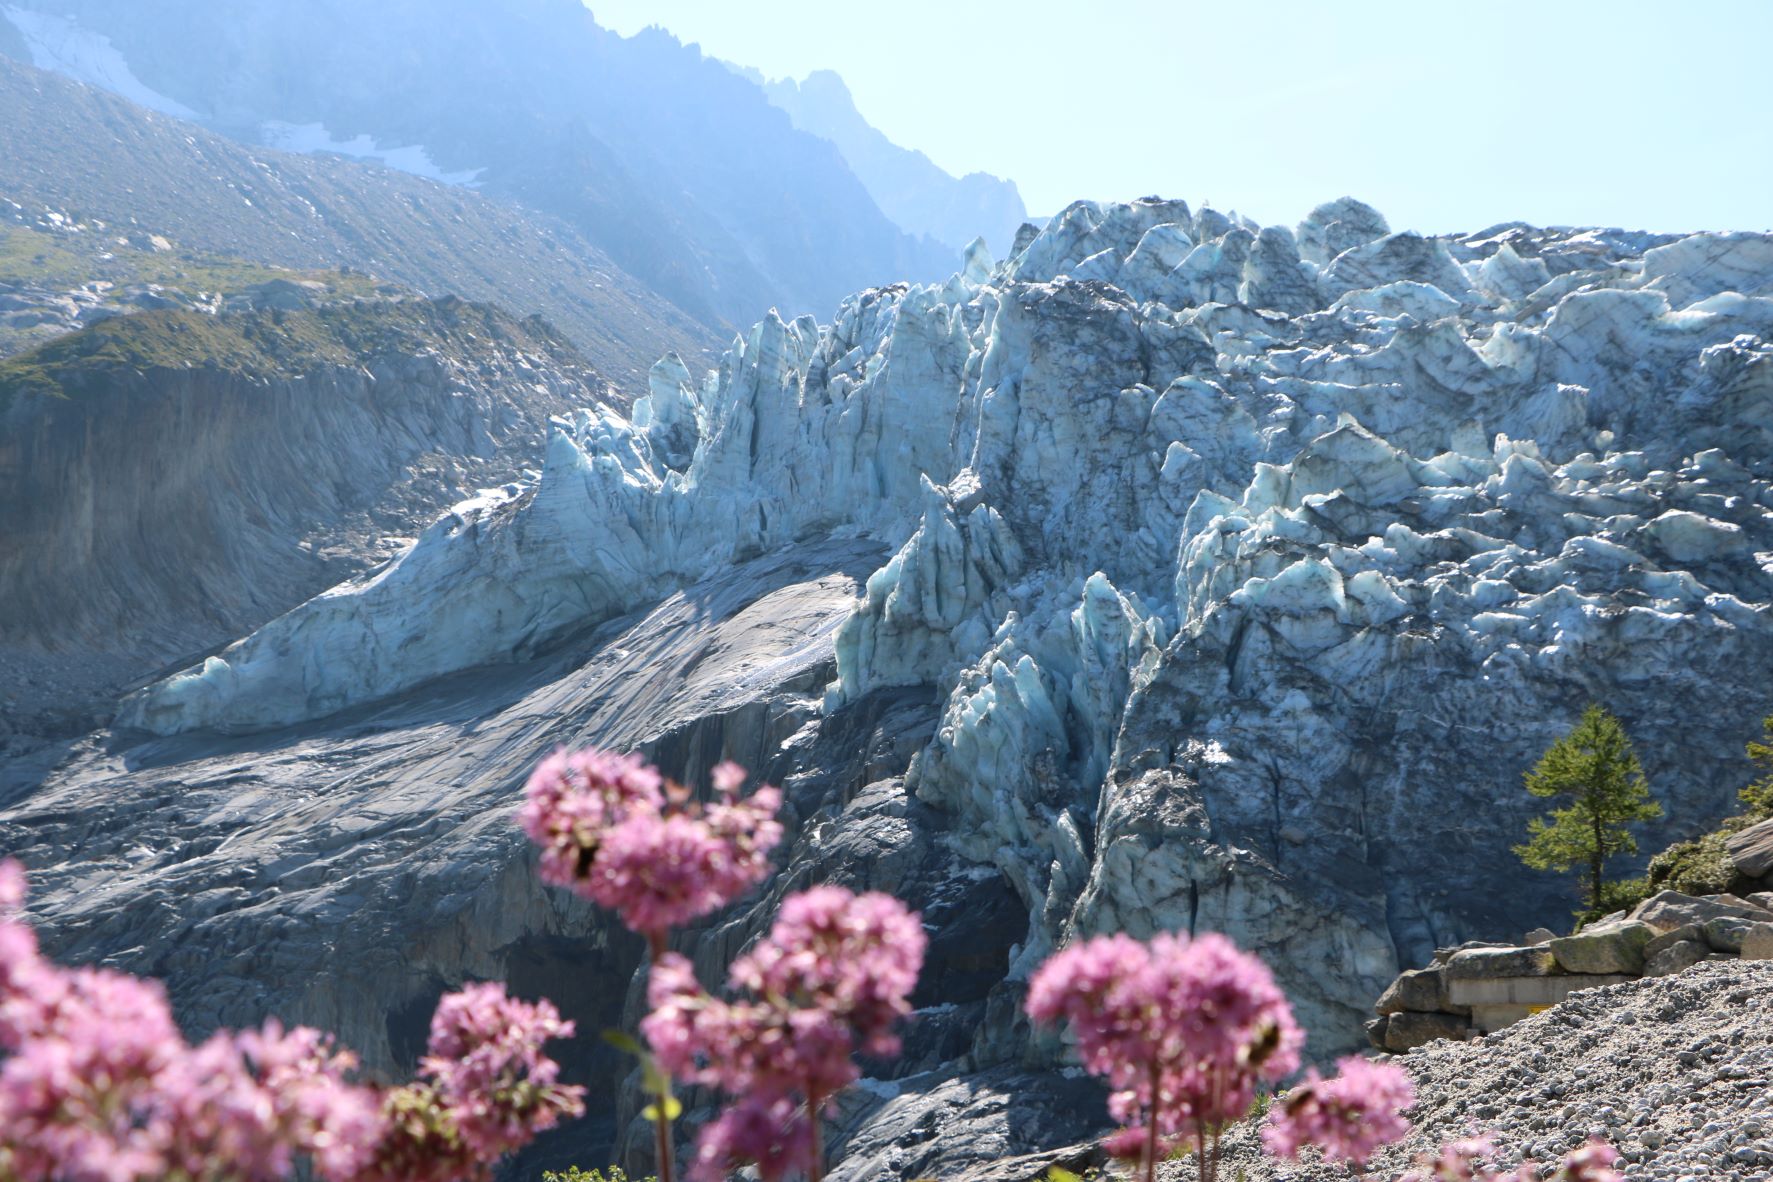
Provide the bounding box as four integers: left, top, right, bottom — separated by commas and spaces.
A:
0, 0, 1021, 334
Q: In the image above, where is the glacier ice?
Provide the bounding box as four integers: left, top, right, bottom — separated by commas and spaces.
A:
119, 194, 1773, 1050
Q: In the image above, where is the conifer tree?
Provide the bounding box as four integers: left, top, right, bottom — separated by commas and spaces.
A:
1514, 703, 1662, 908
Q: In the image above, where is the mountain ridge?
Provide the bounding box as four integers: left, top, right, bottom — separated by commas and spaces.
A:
0, 53, 714, 390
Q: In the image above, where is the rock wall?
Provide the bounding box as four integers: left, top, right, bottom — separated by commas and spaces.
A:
7, 196, 1773, 1173
0, 297, 606, 732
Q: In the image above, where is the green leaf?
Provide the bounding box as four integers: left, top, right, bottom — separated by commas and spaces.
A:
641, 1096, 683, 1123
601, 1029, 644, 1056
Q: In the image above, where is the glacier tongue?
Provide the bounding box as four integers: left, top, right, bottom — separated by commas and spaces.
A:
120, 195, 1773, 1056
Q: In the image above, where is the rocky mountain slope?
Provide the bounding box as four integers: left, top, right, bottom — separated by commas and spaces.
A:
0, 54, 712, 388
0, 296, 610, 734
0, 218, 397, 358
752, 68, 1028, 256
0, 0, 956, 329
1168, 960, 1773, 1182
4, 197, 1772, 1174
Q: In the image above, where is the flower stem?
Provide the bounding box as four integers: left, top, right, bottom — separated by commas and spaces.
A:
1146, 1060, 1161, 1182
647, 932, 676, 1182
808, 1085, 826, 1182
655, 1105, 674, 1182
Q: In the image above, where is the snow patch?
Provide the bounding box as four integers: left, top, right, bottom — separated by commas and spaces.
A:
258, 121, 485, 188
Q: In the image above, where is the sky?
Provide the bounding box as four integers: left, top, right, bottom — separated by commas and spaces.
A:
585, 0, 1772, 235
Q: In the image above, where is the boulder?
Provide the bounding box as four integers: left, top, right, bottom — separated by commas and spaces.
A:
1628, 891, 1772, 933
1381, 1010, 1474, 1053
1643, 939, 1709, 978
1442, 946, 1557, 979
1742, 923, 1773, 961
1432, 941, 1511, 965
1725, 816, 1773, 879
1523, 927, 1558, 946
1365, 1014, 1391, 1050
1751, 893, 1773, 911
1548, 919, 1655, 975
1374, 967, 1453, 1015
1702, 915, 1754, 953
1643, 924, 1704, 960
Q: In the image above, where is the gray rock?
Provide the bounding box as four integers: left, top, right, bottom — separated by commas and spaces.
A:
1644, 923, 1706, 960
1725, 816, 1773, 879
1443, 946, 1557, 980
1375, 966, 1452, 1015
1523, 927, 1559, 946
1702, 915, 1755, 953
1644, 940, 1710, 978
1380, 1010, 1474, 1052
1742, 923, 1773, 961
1629, 891, 1773, 933
1549, 919, 1655, 974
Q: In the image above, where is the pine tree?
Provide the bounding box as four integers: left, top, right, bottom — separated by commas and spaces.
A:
1743, 714, 1773, 819
1514, 703, 1662, 908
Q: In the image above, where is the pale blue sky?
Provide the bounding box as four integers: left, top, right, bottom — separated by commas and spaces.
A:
586, 0, 1771, 235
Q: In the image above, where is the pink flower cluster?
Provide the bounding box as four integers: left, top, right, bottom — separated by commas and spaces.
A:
1399, 1134, 1623, 1182
1262, 1054, 1415, 1166
0, 860, 581, 1182
358, 981, 585, 1182
518, 752, 782, 945
1025, 930, 1303, 1163
0, 860, 378, 1182
641, 887, 926, 1182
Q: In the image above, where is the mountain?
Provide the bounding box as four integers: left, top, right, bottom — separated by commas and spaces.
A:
0, 0, 959, 329
0, 54, 712, 389
6, 195, 1771, 1172
756, 68, 1028, 256
0, 295, 611, 736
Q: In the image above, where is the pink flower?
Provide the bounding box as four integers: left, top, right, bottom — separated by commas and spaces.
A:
418, 982, 585, 1159
1557, 1139, 1623, 1182
728, 886, 926, 1056
518, 750, 781, 941
1262, 1055, 1414, 1166
1398, 1137, 1501, 1182
691, 1095, 814, 1182
1026, 931, 1302, 1159
641, 888, 925, 1181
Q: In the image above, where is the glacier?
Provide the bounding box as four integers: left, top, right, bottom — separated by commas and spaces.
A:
22, 193, 1773, 1171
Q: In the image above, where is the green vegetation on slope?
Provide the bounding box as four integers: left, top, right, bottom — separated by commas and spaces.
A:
0, 295, 595, 417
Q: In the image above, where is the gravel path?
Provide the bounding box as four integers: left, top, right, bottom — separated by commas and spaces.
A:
1157, 961, 1773, 1182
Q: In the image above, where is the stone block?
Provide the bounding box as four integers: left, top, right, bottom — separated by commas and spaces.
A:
1548, 919, 1654, 975
1375, 967, 1450, 1015
1742, 923, 1773, 961
1643, 939, 1708, 978
1446, 972, 1634, 1008
1442, 946, 1556, 980
1381, 1010, 1473, 1052
1726, 816, 1773, 879
1628, 891, 1771, 933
